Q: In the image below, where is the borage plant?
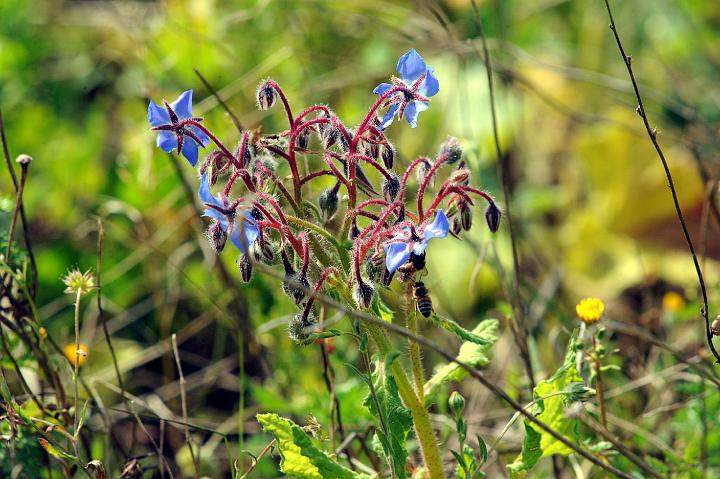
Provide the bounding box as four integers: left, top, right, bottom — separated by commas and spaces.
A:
148, 49, 501, 479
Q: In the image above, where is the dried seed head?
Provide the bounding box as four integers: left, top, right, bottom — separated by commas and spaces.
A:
256, 80, 277, 110
62, 269, 95, 296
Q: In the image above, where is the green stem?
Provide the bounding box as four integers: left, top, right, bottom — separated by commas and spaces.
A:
366, 324, 445, 479
406, 284, 425, 400
286, 215, 351, 271
73, 289, 81, 438
592, 336, 608, 429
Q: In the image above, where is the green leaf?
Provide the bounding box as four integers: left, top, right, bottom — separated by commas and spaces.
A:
508, 331, 585, 477
257, 413, 368, 479
423, 319, 499, 403
371, 295, 394, 323
429, 313, 493, 345
362, 357, 413, 479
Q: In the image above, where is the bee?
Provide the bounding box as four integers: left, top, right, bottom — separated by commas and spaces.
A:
413, 280, 433, 318
397, 252, 426, 282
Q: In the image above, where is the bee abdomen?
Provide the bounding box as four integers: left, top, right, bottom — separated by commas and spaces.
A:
416, 296, 433, 317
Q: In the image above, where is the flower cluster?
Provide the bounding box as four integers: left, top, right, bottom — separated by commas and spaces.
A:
148, 49, 501, 344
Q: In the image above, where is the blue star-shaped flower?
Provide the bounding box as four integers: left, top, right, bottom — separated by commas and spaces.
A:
383, 209, 449, 273
199, 173, 260, 253
148, 90, 211, 166
373, 49, 439, 129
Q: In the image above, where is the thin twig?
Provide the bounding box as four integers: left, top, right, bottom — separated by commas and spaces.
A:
6, 159, 28, 260
470, 0, 536, 390
601, 0, 720, 364
0, 109, 38, 297
172, 334, 200, 478
194, 68, 244, 133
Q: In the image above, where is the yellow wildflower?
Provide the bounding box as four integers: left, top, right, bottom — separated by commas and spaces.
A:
576, 297, 604, 324
63, 343, 89, 367
662, 291, 684, 312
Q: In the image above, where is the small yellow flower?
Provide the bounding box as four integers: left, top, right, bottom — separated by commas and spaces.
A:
62, 269, 95, 296
662, 291, 685, 312
576, 297, 604, 324
64, 343, 89, 367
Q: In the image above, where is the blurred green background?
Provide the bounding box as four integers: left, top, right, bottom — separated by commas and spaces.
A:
2, 0, 720, 476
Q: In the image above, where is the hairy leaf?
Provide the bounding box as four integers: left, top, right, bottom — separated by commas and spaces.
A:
423, 319, 499, 403
508, 332, 584, 477
362, 356, 413, 479
257, 413, 368, 479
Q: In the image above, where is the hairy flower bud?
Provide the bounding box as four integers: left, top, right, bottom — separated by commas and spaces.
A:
256, 80, 277, 110
348, 219, 361, 240
318, 185, 340, 220
451, 217, 462, 236
448, 391, 466, 417
365, 253, 384, 282
353, 280, 374, 310
712, 316, 720, 336
208, 222, 227, 253
380, 267, 395, 286
448, 166, 470, 187
280, 252, 309, 305
322, 126, 339, 150
381, 143, 395, 169
416, 158, 434, 188
238, 254, 253, 282
288, 311, 317, 346
460, 202, 473, 231
297, 128, 310, 150
485, 202, 502, 233
382, 173, 401, 202
439, 137, 463, 164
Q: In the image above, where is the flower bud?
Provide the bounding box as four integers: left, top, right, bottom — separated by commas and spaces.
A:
366, 142, 380, 160
416, 158, 434, 188
448, 167, 470, 187
208, 223, 227, 253
16, 154, 32, 165
439, 137, 463, 165
353, 280, 374, 310
460, 202, 473, 231
448, 391, 465, 417
238, 254, 253, 283
282, 273, 309, 305
348, 219, 361, 240
322, 126, 339, 150
339, 129, 352, 152
380, 267, 395, 286
256, 80, 277, 110
365, 253, 384, 282
288, 311, 317, 346
318, 185, 340, 220
451, 217, 462, 236
712, 316, 720, 336
485, 203, 502, 233
382, 173, 401, 202
297, 128, 310, 150
381, 143, 395, 169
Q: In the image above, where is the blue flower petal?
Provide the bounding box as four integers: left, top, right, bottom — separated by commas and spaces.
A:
405, 101, 429, 128
379, 103, 400, 130
157, 131, 177, 152
170, 90, 194, 119
419, 67, 439, 97
148, 100, 170, 126
230, 212, 260, 253
204, 209, 228, 228
384, 241, 412, 273
199, 173, 223, 208
397, 49, 426, 83
423, 209, 449, 240
373, 82, 394, 95
181, 138, 199, 166
190, 125, 211, 147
